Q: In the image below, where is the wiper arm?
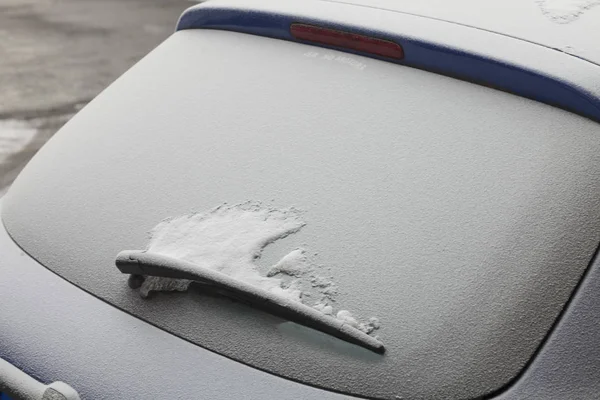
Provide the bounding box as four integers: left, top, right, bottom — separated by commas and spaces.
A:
115, 250, 385, 354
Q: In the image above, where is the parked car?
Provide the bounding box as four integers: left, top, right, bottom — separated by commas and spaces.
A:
2, 0, 600, 399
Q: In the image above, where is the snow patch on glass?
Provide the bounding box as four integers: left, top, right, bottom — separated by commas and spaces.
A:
140, 201, 380, 334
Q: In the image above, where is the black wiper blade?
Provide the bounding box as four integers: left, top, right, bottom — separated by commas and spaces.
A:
115, 250, 385, 354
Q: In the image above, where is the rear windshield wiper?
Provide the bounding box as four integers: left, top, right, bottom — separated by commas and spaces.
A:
115, 250, 385, 354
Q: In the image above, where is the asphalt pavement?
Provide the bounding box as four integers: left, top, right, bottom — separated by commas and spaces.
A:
0, 0, 193, 193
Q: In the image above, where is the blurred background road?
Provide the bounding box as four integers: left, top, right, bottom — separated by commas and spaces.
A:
0, 0, 192, 195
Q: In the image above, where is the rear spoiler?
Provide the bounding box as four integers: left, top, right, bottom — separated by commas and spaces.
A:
177, 0, 600, 123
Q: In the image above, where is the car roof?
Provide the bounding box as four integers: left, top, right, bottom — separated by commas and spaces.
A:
324, 0, 600, 66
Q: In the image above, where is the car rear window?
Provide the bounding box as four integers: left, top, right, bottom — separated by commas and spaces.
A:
3, 29, 600, 400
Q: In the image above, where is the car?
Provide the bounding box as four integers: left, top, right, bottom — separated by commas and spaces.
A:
2, 0, 600, 399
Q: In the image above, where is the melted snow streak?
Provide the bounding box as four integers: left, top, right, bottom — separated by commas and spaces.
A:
537, 0, 600, 23
140, 201, 380, 334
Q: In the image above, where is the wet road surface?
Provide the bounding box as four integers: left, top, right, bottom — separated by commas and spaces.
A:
0, 0, 192, 193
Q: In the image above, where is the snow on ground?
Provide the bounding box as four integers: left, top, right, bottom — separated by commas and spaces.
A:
0, 119, 39, 195
0, 113, 75, 193
140, 201, 380, 334
0, 119, 37, 168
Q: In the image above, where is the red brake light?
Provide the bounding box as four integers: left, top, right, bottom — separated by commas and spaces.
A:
290, 23, 404, 60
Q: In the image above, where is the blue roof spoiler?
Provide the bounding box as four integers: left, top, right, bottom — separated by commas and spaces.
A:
177, 0, 600, 123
